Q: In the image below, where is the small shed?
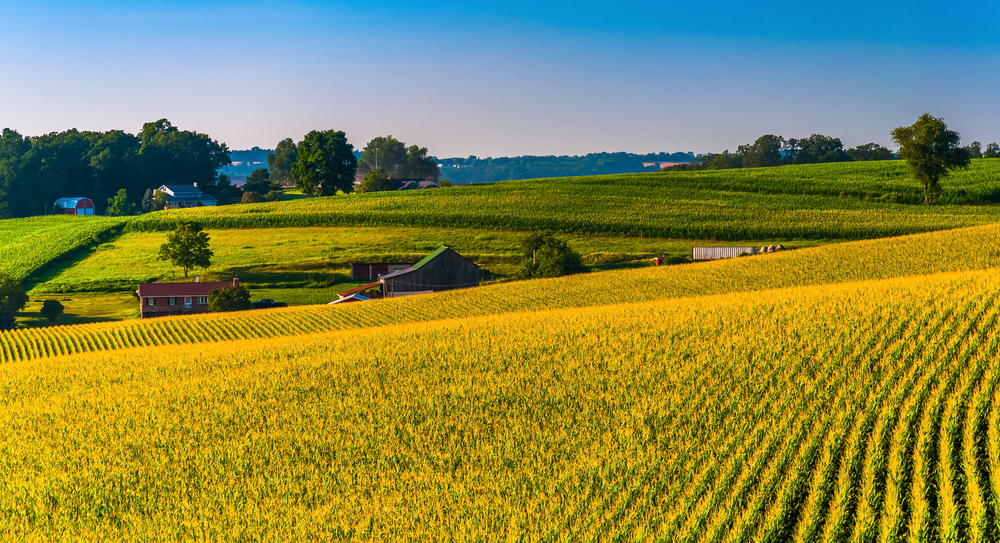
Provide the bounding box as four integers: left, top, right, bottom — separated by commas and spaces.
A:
692, 246, 757, 261
54, 197, 96, 215
380, 246, 479, 297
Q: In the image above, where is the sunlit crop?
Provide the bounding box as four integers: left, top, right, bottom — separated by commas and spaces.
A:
1, 268, 999, 539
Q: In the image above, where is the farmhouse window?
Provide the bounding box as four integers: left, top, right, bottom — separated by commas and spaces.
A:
197, 296, 208, 304
146, 297, 155, 306
184, 297, 192, 308
168, 297, 176, 306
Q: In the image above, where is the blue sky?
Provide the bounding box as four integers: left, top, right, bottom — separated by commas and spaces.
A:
1, 1, 997, 157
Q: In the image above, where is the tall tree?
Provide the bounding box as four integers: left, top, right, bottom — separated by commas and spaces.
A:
403, 145, 441, 179
158, 221, 213, 278
891, 113, 972, 205
291, 130, 357, 196
359, 136, 407, 177
985, 143, 1000, 159
138, 119, 231, 188
266, 138, 298, 185
359, 169, 393, 193
105, 188, 136, 216
786, 134, 850, 164
964, 141, 983, 159
739, 135, 785, 168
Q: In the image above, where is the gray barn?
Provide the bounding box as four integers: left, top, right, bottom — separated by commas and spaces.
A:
692, 246, 758, 261
380, 246, 479, 297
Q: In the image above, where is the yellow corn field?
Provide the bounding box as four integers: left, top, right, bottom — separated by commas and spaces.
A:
3, 263, 1000, 539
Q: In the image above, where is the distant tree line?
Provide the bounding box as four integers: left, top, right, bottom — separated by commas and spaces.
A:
0, 119, 232, 219
667, 133, 999, 172
435, 152, 695, 184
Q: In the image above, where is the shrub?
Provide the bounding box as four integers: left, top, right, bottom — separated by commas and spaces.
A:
208, 284, 252, 313
40, 300, 65, 322
242, 192, 265, 204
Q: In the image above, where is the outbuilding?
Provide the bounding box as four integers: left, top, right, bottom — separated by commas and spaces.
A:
53, 197, 96, 215
380, 246, 479, 297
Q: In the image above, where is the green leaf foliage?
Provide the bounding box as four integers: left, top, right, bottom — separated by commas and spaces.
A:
106, 188, 137, 216
208, 284, 252, 313
291, 130, 357, 196
359, 170, 393, 193
0, 307, 15, 331
0, 274, 28, 313
158, 221, 213, 278
516, 232, 584, 279
892, 113, 972, 205
40, 299, 65, 322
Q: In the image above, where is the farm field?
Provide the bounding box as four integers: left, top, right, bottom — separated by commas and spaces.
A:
123, 160, 1000, 241
3, 267, 1000, 538
29, 225, 815, 295
6, 222, 1000, 363
0, 215, 124, 281
16, 293, 137, 328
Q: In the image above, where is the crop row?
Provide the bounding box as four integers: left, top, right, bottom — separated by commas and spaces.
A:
2, 262, 1000, 537
121, 161, 1000, 240
7, 222, 1000, 364
0, 216, 124, 281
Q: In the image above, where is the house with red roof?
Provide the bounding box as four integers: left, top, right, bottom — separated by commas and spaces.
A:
136, 278, 240, 319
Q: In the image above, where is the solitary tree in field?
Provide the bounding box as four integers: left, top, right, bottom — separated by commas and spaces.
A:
291, 130, 357, 196
891, 114, 971, 205
158, 221, 213, 278
40, 299, 64, 322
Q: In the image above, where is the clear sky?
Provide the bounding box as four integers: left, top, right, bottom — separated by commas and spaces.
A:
1, 1, 997, 157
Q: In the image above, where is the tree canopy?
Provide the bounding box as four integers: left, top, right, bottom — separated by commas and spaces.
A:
516, 232, 585, 279
360, 136, 440, 180
266, 138, 298, 185
359, 169, 393, 193
40, 299, 64, 322
0, 120, 231, 218
208, 284, 252, 312
291, 130, 357, 196
105, 188, 136, 216
158, 221, 213, 278
891, 113, 972, 205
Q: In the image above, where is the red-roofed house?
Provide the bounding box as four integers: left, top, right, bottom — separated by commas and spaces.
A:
136, 278, 240, 319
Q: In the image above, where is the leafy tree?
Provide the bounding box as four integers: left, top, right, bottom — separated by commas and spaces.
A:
359, 169, 393, 193
105, 188, 136, 216
241, 191, 264, 204
847, 143, 896, 161
40, 299, 64, 322
244, 168, 274, 194
360, 136, 407, 175
208, 284, 252, 312
264, 191, 283, 202
985, 143, 1000, 159
291, 130, 357, 196
785, 134, 850, 164
266, 138, 298, 185
403, 145, 440, 179
0, 274, 28, 314
158, 221, 213, 278
964, 141, 983, 159
0, 307, 15, 331
138, 119, 231, 188
152, 190, 168, 211
891, 113, 972, 205
516, 232, 584, 279
739, 135, 785, 168
141, 188, 154, 212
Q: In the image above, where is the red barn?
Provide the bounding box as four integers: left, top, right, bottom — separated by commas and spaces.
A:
53, 197, 96, 215
136, 278, 241, 319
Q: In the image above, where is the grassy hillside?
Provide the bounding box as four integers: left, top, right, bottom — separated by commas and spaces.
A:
7, 222, 1000, 364
0, 216, 123, 281
2, 267, 999, 538
123, 160, 1000, 240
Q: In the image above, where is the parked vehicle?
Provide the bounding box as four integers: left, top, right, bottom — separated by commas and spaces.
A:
253, 299, 288, 309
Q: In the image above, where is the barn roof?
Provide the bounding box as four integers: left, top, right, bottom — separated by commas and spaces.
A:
337, 281, 382, 297
54, 197, 93, 207
328, 294, 371, 305
412, 246, 450, 270
137, 280, 237, 297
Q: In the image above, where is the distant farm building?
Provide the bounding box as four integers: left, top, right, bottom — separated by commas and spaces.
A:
53, 197, 95, 215
136, 278, 240, 318
380, 246, 479, 298
692, 246, 758, 261
392, 178, 440, 190
350, 263, 412, 281
336, 281, 383, 300
154, 184, 219, 209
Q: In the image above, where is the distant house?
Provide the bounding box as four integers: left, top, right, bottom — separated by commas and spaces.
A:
380, 246, 479, 298
350, 263, 412, 281
136, 278, 240, 318
154, 184, 219, 209
53, 197, 95, 215
392, 178, 439, 191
